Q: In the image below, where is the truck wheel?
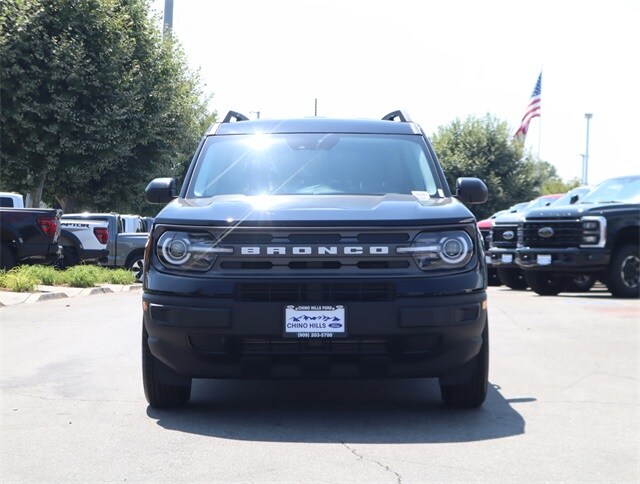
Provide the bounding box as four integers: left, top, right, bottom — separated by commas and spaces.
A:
142, 324, 192, 408
524, 271, 564, 296
606, 244, 639, 298
564, 274, 596, 292
126, 251, 144, 282
440, 321, 489, 409
497, 268, 528, 290
0, 243, 17, 270
487, 268, 502, 286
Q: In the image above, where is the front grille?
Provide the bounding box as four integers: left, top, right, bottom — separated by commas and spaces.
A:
237, 282, 395, 302
491, 225, 518, 248
520, 221, 582, 248
209, 228, 419, 273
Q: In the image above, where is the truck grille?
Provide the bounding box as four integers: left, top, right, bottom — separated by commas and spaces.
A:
237, 282, 395, 302
490, 224, 518, 248
520, 221, 582, 248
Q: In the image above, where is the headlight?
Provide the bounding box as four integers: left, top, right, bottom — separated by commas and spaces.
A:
156, 231, 232, 271
397, 231, 474, 271
580, 216, 606, 248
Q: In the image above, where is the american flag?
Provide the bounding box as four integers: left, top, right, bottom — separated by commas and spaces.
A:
515, 72, 542, 140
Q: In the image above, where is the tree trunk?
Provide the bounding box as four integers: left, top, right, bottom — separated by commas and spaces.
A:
56, 195, 79, 213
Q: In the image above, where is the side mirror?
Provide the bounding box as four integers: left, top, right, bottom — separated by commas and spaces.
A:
570, 194, 579, 204
455, 177, 488, 204
145, 178, 176, 204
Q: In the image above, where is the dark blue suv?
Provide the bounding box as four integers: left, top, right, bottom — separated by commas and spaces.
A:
142, 110, 489, 408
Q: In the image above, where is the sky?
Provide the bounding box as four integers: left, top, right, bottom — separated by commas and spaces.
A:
150, 0, 639, 186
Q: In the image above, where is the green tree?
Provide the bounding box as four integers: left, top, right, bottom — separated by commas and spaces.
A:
541, 176, 581, 195
431, 114, 551, 220
0, 0, 214, 214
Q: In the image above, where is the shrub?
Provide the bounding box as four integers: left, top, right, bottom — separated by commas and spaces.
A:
19, 265, 62, 286
103, 268, 136, 285
59, 265, 104, 288
0, 264, 137, 289
0, 270, 38, 292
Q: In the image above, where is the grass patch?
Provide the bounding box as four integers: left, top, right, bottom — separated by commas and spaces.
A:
19, 265, 63, 286
0, 264, 136, 291
0, 271, 39, 292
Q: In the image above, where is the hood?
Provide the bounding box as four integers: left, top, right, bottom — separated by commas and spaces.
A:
524, 201, 640, 220
477, 218, 494, 229
493, 211, 524, 225
154, 194, 476, 227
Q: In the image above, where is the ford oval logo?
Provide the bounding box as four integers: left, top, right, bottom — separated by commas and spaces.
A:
328, 323, 342, 329
503, 230, 515, 241
538, 227, 555, 238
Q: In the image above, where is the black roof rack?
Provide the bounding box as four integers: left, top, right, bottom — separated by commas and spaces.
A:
222, 110, 250, 123
382, 110, 412, 123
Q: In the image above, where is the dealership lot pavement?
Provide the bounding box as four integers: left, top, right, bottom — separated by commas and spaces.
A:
1, 287, 638, 482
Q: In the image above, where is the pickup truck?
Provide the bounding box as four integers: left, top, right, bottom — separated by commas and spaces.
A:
0, 207, 62, 269
516, 175, 639, 297
60, 213, 148, 280
58, 218, 109, 267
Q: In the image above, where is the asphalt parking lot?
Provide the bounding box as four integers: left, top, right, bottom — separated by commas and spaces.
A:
1, 286, 638, 482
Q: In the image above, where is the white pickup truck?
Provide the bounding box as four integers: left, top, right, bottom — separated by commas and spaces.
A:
60, 213, 149, 280
59, 218, 109, 267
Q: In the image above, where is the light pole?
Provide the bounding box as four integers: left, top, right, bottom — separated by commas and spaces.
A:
249, 111, 260, 119
583, 113, 593, 185
163, 0, 174, 38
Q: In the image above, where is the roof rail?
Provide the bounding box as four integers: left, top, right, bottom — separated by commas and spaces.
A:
382, 110, 412, 123
222, 110, 250, 123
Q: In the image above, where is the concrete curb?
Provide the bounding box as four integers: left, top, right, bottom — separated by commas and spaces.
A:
0, 284, 142, 307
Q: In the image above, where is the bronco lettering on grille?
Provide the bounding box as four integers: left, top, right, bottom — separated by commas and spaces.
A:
240, 246, 390, 256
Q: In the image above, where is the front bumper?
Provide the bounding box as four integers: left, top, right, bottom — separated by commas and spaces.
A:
488, 248, 518, 269
143, 286, 487, 381
515, 247, 610, 272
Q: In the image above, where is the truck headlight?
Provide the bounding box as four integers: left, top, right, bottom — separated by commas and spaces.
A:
397, 231, 474, 271
580, 216, 606, 248
156, 231, 232, 271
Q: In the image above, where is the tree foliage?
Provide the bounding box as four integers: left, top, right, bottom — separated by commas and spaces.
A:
431, 114, 559, 220
0, 0, 214, 214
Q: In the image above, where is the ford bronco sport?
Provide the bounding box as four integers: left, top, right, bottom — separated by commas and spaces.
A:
142, 110, 489, 408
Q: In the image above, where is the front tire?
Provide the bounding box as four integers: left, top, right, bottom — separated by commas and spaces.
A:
524, 271, 565, 296
142, 324, 192, 408
565, 274, 596, 292
126, 251, 145, 282
497, 268, 528, 290
440, 321, 489, 409
606, 244, 639, 298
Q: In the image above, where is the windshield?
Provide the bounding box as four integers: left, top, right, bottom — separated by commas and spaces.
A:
550, 186, 591, 206
525, 196, 559, 210
187, 133, 442, 198
579, 177, 640, 204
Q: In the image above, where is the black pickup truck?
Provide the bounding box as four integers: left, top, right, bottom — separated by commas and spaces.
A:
0, 208, 62, 269
141, 110, 490, 409
515, 175, 639, 297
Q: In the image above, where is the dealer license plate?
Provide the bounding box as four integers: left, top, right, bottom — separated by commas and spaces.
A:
501, 254, 513, 263
284, 305, 346, 338
537, 254, 552, 266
